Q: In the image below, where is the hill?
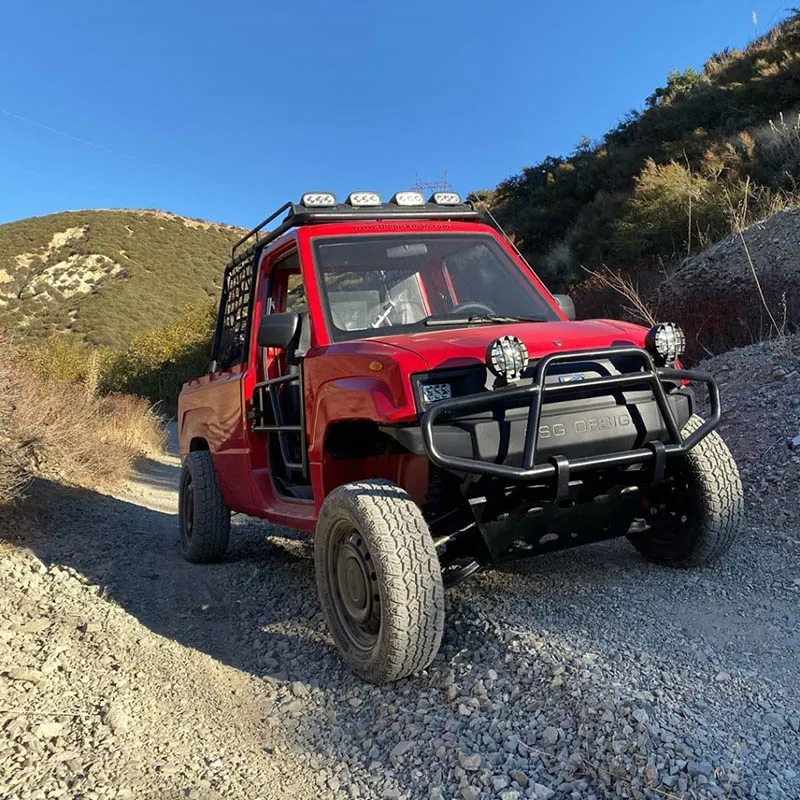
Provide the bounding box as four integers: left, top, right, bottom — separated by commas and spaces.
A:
483, 11, 800, 294
0, 209, 244, 349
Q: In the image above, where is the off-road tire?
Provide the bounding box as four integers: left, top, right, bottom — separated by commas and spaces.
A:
628, 415, 743, 567
315, 480, 445, 683
179, 451, 231, 564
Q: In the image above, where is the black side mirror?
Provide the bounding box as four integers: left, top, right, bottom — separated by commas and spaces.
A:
553, 294, 576, 321
257, 311, 301, 349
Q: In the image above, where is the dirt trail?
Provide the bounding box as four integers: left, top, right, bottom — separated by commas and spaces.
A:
2, 341, 800, 799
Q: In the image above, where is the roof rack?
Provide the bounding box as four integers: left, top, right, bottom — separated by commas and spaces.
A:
229, 199, 483, 266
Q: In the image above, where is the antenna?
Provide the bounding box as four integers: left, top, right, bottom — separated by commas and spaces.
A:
413, 170, 451, 195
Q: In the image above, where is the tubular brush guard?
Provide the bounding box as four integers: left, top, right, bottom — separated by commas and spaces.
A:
420, 346, 721, 501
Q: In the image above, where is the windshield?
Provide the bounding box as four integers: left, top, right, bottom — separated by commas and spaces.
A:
313, 234, 558, 339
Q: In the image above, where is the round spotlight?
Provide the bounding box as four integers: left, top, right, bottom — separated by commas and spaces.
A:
487, 335, 529, 380
645, 322, 686, 365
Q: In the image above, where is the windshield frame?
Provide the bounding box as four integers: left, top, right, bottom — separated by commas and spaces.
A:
310, 232, 559, 342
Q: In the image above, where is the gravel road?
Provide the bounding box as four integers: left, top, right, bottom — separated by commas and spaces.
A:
2, 341, 799, 799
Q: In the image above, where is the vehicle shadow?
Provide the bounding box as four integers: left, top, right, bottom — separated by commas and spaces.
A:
6, 477, 775, 797
5, 476, 650, 685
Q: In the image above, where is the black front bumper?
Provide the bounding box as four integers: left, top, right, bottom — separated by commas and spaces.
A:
409, 347, 720, 497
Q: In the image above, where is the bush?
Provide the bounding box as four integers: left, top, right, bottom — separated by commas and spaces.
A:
0, 333, 165, 506
614, 159, 732, 262
752, 112, 800, 191
103, 301, 216, 407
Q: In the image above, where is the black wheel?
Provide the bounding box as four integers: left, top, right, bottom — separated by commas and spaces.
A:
628, 415, 744, 567
179, 451, 230, 563
315, 480, 445, 683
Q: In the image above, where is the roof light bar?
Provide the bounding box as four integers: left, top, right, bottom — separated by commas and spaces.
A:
391, 191, 426, 206
347, 191, 382, 207
430, 191, 462, 205
301, 192, 337, 207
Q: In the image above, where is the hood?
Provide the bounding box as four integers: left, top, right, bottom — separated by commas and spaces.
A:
371, 319, 648, 371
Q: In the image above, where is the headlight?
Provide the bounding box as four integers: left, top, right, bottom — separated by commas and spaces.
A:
421, 383, 452, 405
645, 322, 686, 365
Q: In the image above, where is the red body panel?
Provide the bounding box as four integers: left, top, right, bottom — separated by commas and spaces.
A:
178, 217, 651, 532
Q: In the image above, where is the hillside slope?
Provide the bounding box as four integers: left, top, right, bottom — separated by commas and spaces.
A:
0, 209, 244, 349
484, 11, 800, 289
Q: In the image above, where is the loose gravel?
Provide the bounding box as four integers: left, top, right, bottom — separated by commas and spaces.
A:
1, 338, 799, 799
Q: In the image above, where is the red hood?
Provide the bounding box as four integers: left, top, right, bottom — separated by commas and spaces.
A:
371, 319, 648, 370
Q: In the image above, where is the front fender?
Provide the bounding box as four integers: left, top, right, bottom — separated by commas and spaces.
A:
308, 376, 417, 461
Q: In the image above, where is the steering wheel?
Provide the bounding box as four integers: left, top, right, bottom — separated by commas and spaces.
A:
451, 301, 495, 316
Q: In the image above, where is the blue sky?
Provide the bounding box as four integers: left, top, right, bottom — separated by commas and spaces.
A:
0, 0, 786, 226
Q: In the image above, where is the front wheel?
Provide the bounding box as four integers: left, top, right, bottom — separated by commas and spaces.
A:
628, 415, 744, 567
315, 480, 445, 683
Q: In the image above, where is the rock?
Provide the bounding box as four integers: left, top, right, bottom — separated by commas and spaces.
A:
790, 434, 800, 450
662, 775, 678, 788
290, 681, 308, 697
103, 704, 130, 735
458, 752, 481, 771
390, 740, 414, 761
763, 712, 784, 727
510, 769, 529, 788
542, 726, 560, 745
492, 775, 509, 791
532, 782, 555, 799
79, 621, 101, 635
461, 787, 480, 800
34, 721, 63, 739
20, 618, 50, 634
687, 760, 714, 777
6, 668, 44, 684
499, 792, 520, 800
644, 763, 658, 785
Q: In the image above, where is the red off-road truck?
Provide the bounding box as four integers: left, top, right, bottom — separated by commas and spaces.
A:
178, 191, 743, 683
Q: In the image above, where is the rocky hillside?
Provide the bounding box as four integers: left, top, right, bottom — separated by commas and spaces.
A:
0, 210, 244, 349
655, 205, 800, 355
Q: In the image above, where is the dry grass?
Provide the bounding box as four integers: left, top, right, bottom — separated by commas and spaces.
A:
579, 265, 658, 326
0, 334, 166, 507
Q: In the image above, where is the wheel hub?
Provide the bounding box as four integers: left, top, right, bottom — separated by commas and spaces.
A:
329, 527, 381, 650
181, 476, 194, 542
336, 541, 372, 624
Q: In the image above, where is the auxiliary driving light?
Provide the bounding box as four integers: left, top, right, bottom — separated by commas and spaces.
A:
429, 192, 462, 205
300, 192, 337, 207
347, 191, 382, 207
391, 191, 426, 206
645, 322, 686, 365
487, 335, 529, 381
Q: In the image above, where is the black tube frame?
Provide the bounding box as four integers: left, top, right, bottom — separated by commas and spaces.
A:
420, 346, 720, 483
251, 371, 308, 477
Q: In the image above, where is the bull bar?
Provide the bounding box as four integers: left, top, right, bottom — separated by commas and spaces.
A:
420, 346, 721, 495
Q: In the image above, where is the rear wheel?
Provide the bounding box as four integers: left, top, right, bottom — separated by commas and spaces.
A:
628, 415, 743, 566
315, 480, 445, 683
179, 451, 230, 563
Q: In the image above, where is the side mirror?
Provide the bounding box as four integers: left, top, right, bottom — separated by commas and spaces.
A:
553, 294, 576, 321
257, 311, 301, 349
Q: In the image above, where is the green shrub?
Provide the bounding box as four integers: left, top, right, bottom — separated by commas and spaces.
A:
614, 159, 734, 262
103, 301, 216, 407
